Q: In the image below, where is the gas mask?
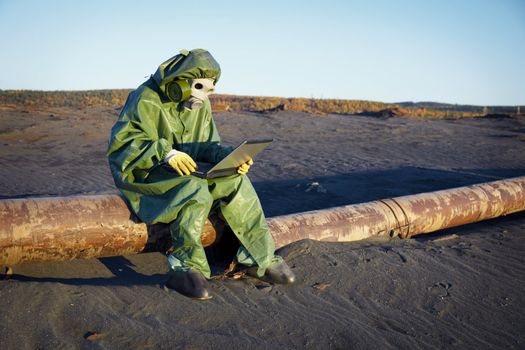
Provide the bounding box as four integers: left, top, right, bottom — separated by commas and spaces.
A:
184, 78, 215, 110
165, 78, 215, 110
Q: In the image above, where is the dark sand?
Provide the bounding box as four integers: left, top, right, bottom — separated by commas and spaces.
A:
1, 105, 525, 349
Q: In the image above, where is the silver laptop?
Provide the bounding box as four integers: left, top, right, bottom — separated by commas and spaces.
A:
193, 139, 273, 178
162, 139, 273, 179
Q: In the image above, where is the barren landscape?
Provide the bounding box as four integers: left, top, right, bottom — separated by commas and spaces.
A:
1, 103, 525, 349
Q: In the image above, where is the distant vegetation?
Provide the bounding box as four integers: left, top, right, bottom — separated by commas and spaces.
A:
0, 89, 130, 108
0, 89, 523, 119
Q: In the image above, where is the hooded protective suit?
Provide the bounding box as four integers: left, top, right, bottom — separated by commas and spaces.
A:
107, 49, 278, 278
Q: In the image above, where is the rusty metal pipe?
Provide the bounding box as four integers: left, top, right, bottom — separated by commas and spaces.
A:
268, 176, 525, 248
0, 195, 218, 266
1, 176, 524, 266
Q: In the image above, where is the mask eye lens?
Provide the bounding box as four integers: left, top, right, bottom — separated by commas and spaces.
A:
195, 83, 203, 90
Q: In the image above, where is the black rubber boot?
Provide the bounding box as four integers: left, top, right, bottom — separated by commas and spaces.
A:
248, 260, 296, 285
165, 269, 212, 300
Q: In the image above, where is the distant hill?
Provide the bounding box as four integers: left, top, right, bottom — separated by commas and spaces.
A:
0, 89, 523, 119
398, 101, 521, 115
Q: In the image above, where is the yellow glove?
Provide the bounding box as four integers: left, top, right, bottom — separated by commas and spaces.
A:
167, 151, 197, 176
237, 158, 253, 175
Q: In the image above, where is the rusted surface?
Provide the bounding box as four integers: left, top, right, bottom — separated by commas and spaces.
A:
1, 176, 524, 265
269, 176, 525, 247
0, 195, 218, 266
269, 177, 525, 247
267, 201, 399, 248
395, 178, 525, 238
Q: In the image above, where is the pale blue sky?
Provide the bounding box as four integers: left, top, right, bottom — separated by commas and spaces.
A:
0, 0, 524, 105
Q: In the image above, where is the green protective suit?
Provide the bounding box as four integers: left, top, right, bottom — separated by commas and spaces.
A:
107, 49, 278, 278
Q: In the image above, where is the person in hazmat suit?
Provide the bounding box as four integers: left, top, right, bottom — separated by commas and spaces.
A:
107, 49, 295, 300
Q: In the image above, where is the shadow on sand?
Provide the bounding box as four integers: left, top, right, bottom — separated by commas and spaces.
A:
8, 256, 167, 286
254, 165, 525, 217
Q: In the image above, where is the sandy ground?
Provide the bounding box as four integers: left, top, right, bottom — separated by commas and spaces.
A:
0, 105, 524, 349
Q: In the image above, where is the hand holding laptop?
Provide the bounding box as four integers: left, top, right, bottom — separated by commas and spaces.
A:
237, 158, 253, 175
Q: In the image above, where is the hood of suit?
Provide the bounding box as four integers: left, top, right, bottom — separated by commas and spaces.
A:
151, 48, 221, 99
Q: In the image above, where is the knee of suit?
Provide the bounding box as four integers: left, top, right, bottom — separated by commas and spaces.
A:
186, 178, 214, 207
208, 173, 250, 199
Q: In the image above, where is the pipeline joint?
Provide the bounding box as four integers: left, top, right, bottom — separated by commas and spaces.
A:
379, 199, 411, 239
